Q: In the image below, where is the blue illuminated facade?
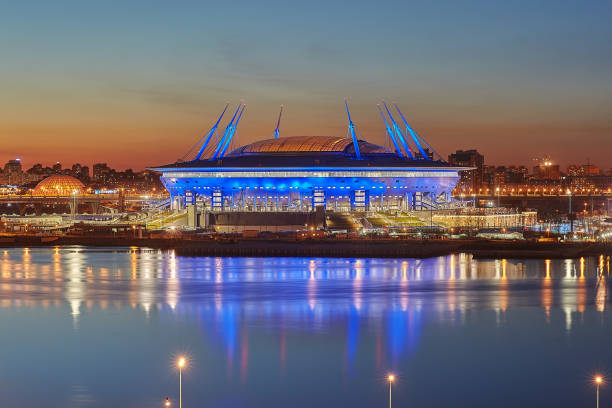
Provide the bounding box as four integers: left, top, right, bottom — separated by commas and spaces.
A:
153, 137, 464, 212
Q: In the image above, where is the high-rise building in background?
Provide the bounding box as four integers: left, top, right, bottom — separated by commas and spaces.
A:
485, 165, 529, 190
532, 161, 561, 180
71, 163, 90, 182
567, 164, 602, 190
4, 159, 22, 174
93, 163, 112, 182
1, 159, 24, 184
0, 159, 46, 185
448, 149, 484, 193
567, 164, 600, 176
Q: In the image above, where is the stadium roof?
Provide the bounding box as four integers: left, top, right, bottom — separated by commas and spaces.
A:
153, 136, 454, 170
227, 136, 390, 155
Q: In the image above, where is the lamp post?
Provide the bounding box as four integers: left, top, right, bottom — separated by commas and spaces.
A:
595, 376, 603, 408
71, 189, 78, 218
567, 190, 574, 234
165, 397, 171, 407
387, 374, 395, 408
177, 357, 186, 408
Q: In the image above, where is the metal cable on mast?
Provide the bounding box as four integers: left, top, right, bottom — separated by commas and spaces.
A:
394, 104, 429, 160
219, 105, 246, 158
212, 103, 242, 159
395, 103, 443, 161
377, 104, 403, 157
383, 101, 413, 158
180, 103, 229, 161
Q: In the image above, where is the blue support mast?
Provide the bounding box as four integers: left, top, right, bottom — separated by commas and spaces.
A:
344, 100, 361, 159
377, 104, 403, 157
219, 105, 246, 158
383, 102, 413, 159
212, 104, 242, 159
273, 105, 283, 139
194, 103, 229, 160
394, 104, 429, 160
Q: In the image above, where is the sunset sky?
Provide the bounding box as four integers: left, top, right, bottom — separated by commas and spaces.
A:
1, 0, 611, 170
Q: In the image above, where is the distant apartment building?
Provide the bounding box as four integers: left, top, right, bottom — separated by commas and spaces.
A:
567, 164, 607, 190
488, 166, 528, 189
532, 162, 561, 180
448, 149, 484, 193
93, 163, 112, 182
71, 163, 90, 182
567, 164, 600, 176
0, 159, 45, 185
0, 159, 24, 184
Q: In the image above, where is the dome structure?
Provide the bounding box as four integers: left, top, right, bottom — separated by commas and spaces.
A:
227, 136, 391, 156
33, 175, 85, 196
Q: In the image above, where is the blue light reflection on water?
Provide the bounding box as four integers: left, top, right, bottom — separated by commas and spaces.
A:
0, 247, 610, 408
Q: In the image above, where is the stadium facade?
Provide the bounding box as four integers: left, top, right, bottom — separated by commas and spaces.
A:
152, 102, 467, 213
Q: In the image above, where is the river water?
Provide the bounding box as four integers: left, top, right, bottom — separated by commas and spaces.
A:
0, 247, 610, 408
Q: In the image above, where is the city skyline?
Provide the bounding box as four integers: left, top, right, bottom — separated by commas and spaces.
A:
1, 1, 612, 170
2, 149, 609, 176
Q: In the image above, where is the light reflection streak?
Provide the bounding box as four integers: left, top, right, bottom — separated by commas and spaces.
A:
596, 270, 607, 313
129, 249, 138, 308
577, 267, 586, 316
64, 248, 85, 328
23, 248, 31, 278
166, 251, 179, 310
307, 260, 317, 310
400, 261, 408, 311
138, 250, 154, 315
493, 259, 509, 327
459, 253, 469, 280
353, 259, 363, 311
542, 260, 553, 322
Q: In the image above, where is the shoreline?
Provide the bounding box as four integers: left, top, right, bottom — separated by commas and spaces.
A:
1, 235, 611, 259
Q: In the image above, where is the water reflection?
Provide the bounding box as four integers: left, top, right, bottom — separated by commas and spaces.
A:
0, 250, 608, 312
0, 248, 608, 350
0, 247, 611, 407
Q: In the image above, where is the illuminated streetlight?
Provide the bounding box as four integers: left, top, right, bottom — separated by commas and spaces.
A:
177, 357, 186, 408
387, 374, 395, 408
595, 376, 603, 408
165, 397, 171, 407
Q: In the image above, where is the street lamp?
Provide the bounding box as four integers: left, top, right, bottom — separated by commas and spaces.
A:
165, 397, 171, 407
595, 376, 603, 408
387, 374, 395, 408
567, 189, 574, 234
177, 357, 186, 408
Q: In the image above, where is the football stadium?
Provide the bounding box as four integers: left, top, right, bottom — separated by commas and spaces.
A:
151, 102, 469, 231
